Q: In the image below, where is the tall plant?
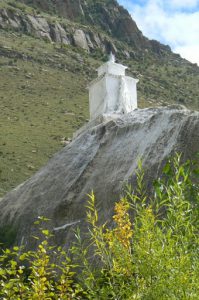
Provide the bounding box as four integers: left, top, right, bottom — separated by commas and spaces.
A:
0, 154, 198, 299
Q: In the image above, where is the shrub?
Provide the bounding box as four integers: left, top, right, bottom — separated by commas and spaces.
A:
0, 154, 199, 299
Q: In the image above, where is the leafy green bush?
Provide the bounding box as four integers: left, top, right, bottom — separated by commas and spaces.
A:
0, 154, 199, 299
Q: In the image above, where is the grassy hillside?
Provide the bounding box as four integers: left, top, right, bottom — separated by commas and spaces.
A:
0, 32, 93, 195
0, 0, 199, 196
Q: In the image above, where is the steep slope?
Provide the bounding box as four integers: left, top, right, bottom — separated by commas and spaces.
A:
18, 0, 148, 47
0, 106, 198, 249
0, 0, 199, 196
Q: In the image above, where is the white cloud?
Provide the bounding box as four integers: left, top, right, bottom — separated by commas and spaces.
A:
169, 0, 199, 9
118, 0, 199, 65
174, 45, 199, 65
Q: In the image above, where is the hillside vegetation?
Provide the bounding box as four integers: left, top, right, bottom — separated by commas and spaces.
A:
0, 156, 199, 299
0, 0, 199, 195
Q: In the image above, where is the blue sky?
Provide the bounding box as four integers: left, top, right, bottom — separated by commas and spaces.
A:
118, 0, 199, 65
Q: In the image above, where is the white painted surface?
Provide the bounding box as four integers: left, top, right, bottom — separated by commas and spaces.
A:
118, 76, 138, 113
89, 76, 107, 120
89, 59, 138, 120
98, 61, 127, 77
106, 75, 119, 112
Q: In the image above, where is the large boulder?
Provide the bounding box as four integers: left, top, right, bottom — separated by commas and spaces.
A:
73, 29, 89, 51
0, 106, 198, 249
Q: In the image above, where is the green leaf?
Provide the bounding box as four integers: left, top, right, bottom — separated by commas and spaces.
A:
42, 229, 50, 236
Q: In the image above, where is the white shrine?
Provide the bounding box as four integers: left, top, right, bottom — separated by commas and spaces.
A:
88, 53, 139, 120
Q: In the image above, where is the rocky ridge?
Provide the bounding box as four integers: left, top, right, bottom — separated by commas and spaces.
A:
0, 0, 171, 56
18, 0, 148, 46
0, 7, 115, 53
0, 106, 198, 249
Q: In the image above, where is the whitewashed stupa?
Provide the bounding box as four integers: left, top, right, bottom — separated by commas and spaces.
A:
88, 53, 139, 120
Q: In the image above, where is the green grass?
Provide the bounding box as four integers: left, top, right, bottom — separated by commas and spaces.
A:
0, 32, 94, 195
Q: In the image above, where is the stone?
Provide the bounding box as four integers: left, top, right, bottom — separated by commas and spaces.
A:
27, 15, 51, 41
0, 7, 143, 55
73, 29, 89, 51
50, 22, 70, 45
85, 33, 94, 50
90, 32, 102, 48
0, 106, 198, 251
7, 11, 21, 30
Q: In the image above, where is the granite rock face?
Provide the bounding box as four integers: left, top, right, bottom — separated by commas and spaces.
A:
0, 7, 117, 53
0, 106, 198, 249
18, 0, 146, 46
0, 0, 171, 55
19, 0, 86, 21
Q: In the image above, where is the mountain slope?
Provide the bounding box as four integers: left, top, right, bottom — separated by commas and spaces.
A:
0, 0, 199, 196
18, 0, 148, 47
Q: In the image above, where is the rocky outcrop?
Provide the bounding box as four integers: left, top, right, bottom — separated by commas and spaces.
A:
73, 29, 89, 50
17, 0, 170, 54
0, 0, 172, 56
18, 0, 148, 47
20, 0, 86, 20
0, 106, 198, 249
0, 7, 119, 53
